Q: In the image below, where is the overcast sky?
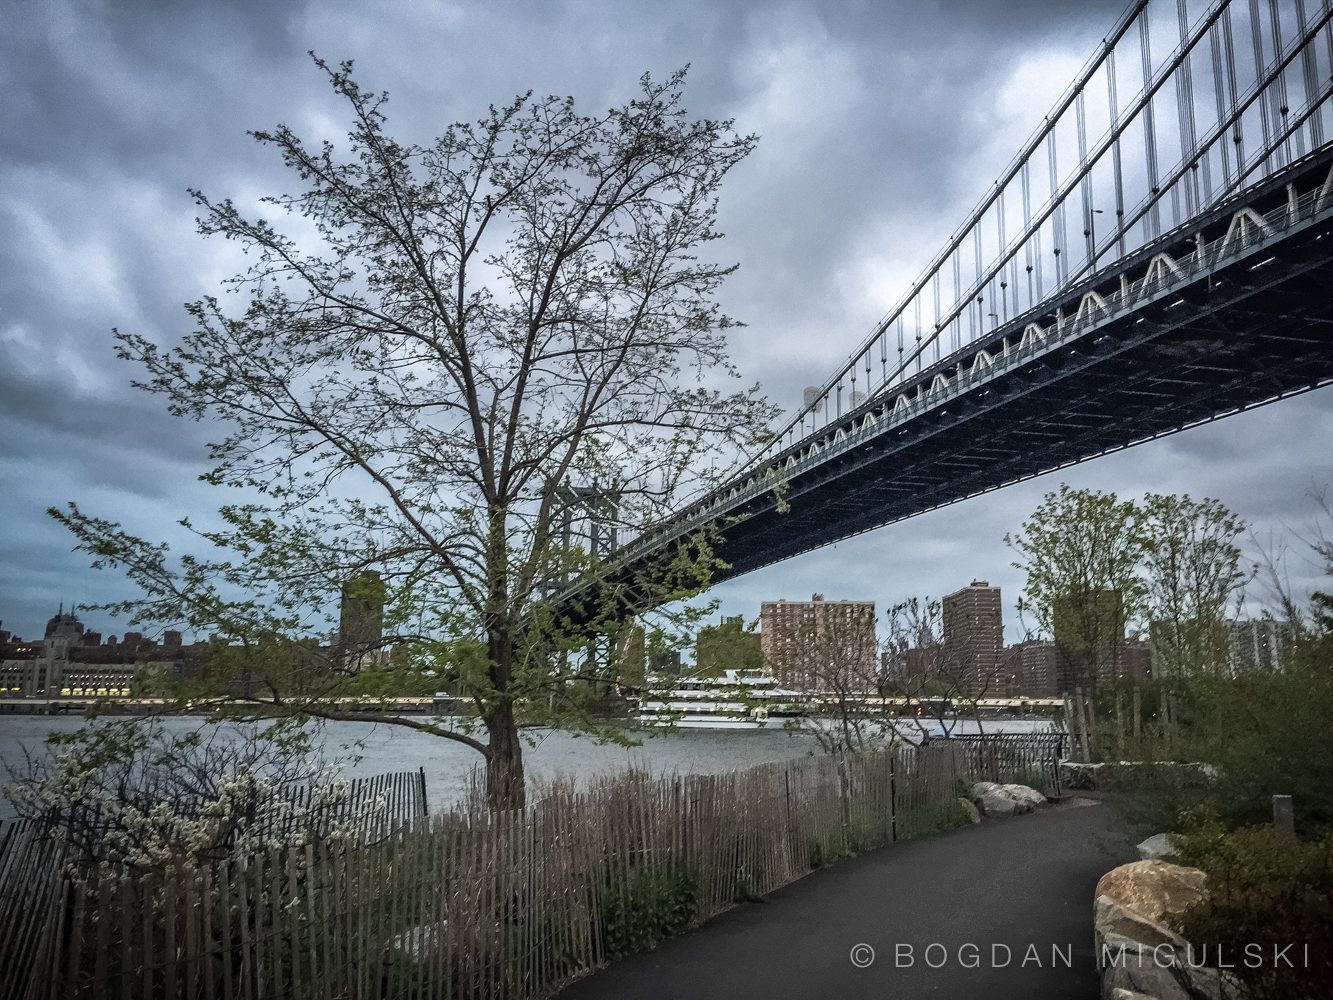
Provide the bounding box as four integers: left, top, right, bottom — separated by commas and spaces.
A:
2, 0, 1329, 643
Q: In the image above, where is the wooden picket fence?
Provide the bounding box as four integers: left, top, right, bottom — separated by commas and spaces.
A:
0, 741, 1042, 1000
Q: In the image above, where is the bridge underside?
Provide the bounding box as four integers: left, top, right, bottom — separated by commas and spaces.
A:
560, 156, 1333, 623
714, 220, 1333, 579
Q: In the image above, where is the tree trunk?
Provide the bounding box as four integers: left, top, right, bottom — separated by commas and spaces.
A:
1114, 687, 1125, 759
484, 699, 526, 810
485, 622, 526, 811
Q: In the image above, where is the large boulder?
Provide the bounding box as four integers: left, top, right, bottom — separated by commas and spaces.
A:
1099, 932, 1193, 1000
1094, 861, 1222, 1000
969, 781, 1046, 817
975, 788, 1019, 817
1136, 833, 1177, 861
1095, 895, 1187, 951
1000, 783, 1047, 809
1094, 860, 1206, 929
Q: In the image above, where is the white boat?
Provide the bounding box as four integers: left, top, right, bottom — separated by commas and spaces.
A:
636, 669, 807, 729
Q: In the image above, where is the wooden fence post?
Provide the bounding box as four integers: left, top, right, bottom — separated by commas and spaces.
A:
888, 750, 897, 843
1272, 795, 1295, 841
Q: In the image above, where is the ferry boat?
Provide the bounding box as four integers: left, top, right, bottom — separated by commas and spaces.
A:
636, 669, 807, 729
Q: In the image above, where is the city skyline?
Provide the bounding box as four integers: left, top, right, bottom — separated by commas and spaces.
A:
2, 0, 1331, 641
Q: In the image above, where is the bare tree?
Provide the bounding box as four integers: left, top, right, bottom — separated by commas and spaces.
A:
53, 60, 776, 808
785, 611, 887, 757
878, 597, 992, 743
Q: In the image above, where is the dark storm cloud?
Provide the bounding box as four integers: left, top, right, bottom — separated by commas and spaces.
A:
0, 0, 1328, 640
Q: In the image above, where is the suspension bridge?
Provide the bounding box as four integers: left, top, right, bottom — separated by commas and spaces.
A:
569, 0, 1333, 612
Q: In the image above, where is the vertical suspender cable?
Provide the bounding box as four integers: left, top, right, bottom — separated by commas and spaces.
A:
1209, 19, 1231, 193
1047, 130, 1064, 287
1140, 8, 1163, 237
972, 227, 983, 344
1021, 160, 1037, 308
1177, 0, 1200, 215
1077, 89, 1094, 268
1295, 0, 1322, 147
1107, 47, 1128, 257
1224, 1, 1244, 179
1267, 0, 1292, 163
1249, 0, 1274, 170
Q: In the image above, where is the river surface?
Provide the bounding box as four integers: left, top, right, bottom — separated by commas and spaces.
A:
0, 714, 1058, 821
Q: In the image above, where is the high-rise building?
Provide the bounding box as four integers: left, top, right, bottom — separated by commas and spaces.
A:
338, 572, 386, 667
760, 594, 876, 692
1148, 617, 1228, 676
1002, 639, 1059, 696
941, 580, 1003, 695
1223, 618, 1296, 675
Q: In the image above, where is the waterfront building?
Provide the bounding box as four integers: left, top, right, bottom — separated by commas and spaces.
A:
337, 571, 386, 669
941, 580, 1004, 695
1002, 639, 1059, 697
648, 649, 683, 676
1223, 617, 1296, 675
760, 594, 876, 692
1149, 617, 1295, 677
0, 606, 198, 697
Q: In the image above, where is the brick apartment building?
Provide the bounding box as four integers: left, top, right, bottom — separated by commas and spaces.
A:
941, 580, 1004, 695
759, 594, 876, 692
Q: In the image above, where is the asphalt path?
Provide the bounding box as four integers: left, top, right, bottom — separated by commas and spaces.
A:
558, 797, 1133, 1000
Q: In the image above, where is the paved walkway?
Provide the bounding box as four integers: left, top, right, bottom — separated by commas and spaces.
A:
558, 798, 1133, 1000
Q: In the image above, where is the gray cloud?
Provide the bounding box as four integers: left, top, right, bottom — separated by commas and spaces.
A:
1, 0, 1327, 641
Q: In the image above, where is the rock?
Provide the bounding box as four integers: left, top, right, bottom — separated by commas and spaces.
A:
999, 783, 1047, 809
1059, 760, 1102, 790
969, 781, 1046, 817
1136, 833, 1177, 861
957, 797, 981, 824
1094, 895, 1188, 952
1094, 861, 1207, 930
1100, 936, 1193, 1000
1110, 989, 1163, 1000
975, 789, 1018, 817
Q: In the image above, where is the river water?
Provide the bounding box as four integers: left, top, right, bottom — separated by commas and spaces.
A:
0, 714, 1058, 821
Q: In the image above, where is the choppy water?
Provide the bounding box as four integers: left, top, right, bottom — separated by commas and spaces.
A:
0, 713, 1059, 821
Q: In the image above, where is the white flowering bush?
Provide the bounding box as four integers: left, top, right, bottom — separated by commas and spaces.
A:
3, 717, 387, 872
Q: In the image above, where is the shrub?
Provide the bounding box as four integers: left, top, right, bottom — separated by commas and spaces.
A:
1173, 820, 1333, 1000
597, 865, 701, 959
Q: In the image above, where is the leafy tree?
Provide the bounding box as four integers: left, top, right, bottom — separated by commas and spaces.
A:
693, 616, 762, 678
54, 60, 775, 809
1139, 493, 1247, 676
1005, 485, 1143, 696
